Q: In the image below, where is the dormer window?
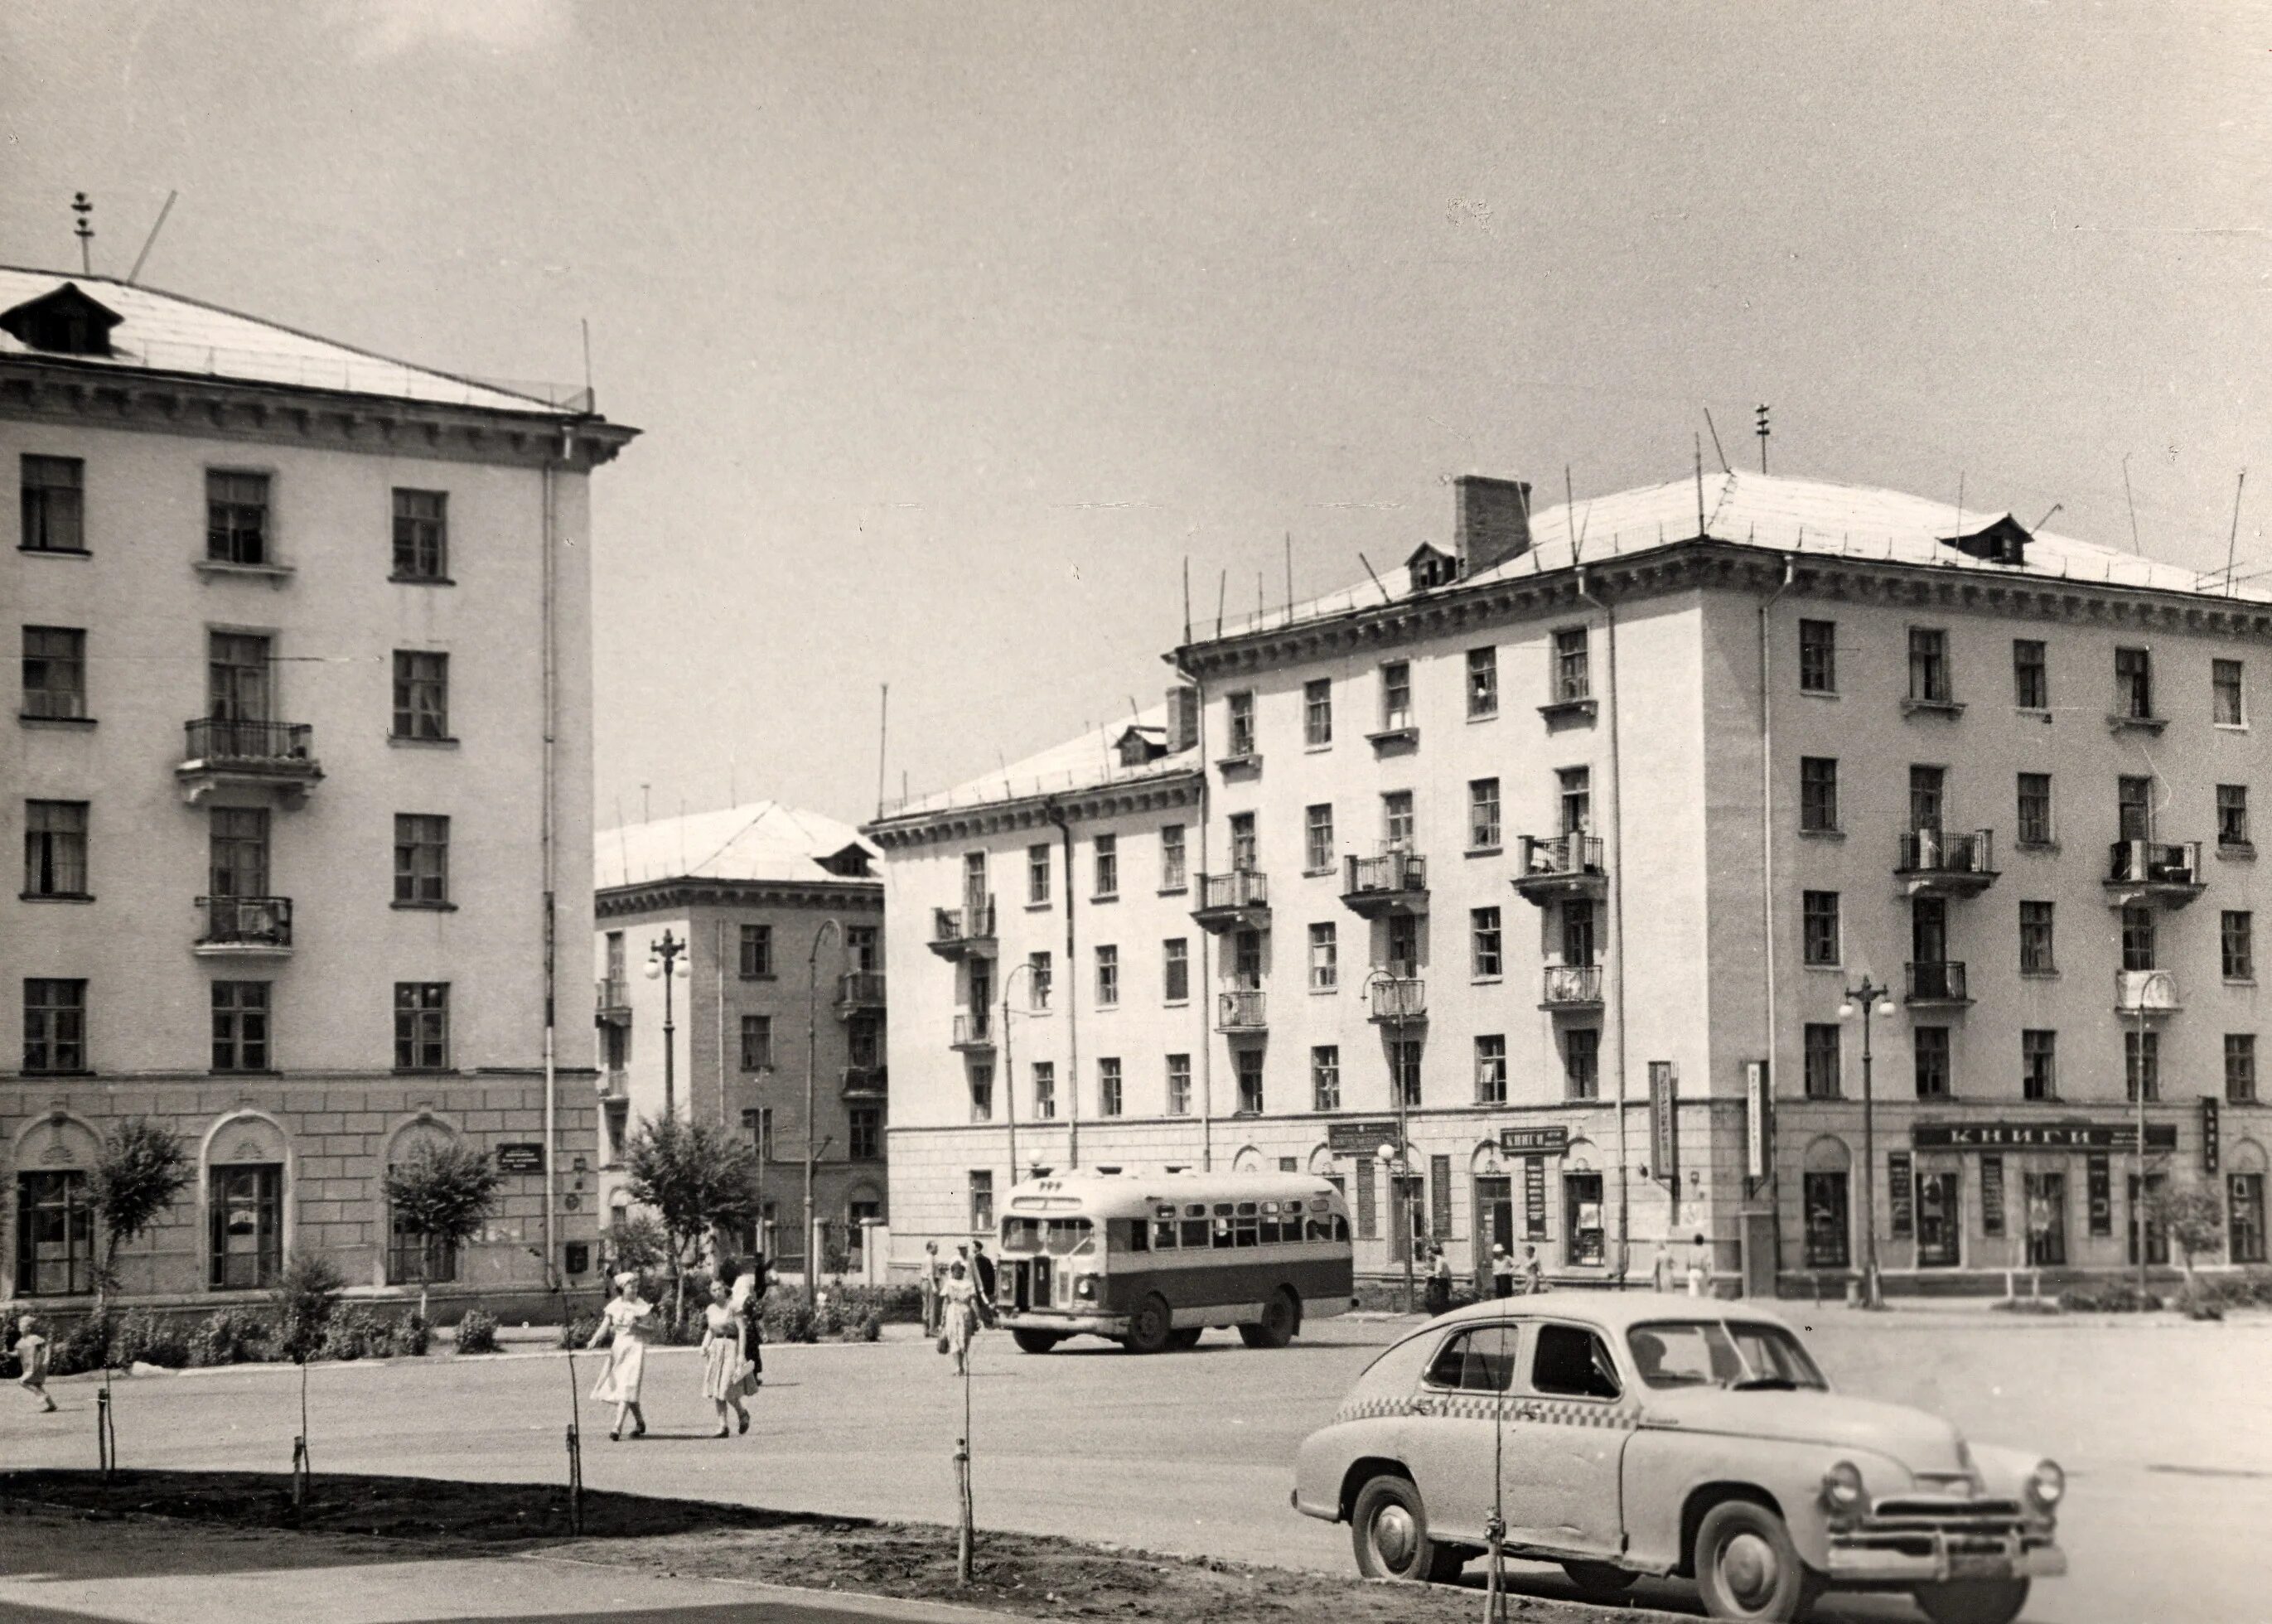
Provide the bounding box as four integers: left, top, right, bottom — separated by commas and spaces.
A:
1937, 513, 2030, 567
1114, 725, 1167, 768
0, 283, 123, 358
1406, 543, 1460, 592
818, 843, 874, 878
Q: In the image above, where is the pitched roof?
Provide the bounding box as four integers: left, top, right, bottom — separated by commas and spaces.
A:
879, 703, 1199, 820
0, 267, 589, 415
596, 802, 878, 891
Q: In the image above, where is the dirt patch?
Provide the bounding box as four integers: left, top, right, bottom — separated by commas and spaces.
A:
0, 1469, 1675, 1623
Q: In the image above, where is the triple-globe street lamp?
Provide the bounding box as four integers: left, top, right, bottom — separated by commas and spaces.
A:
643, 930, 692, 1119
1837, 972, 1897, 1311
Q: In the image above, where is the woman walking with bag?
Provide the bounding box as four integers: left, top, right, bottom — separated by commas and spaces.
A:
587, 1271, 654, 1440
938, 1256, 980, 1375
699, 1277, 752, 1437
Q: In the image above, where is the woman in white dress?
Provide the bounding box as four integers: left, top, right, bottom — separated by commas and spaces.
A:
586, 1271, 653, 1440
699, 1277, 752, 1438
940, 1258, 980, 1375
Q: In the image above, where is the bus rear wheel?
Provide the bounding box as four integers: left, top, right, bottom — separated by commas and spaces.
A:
1010, 1329, 1061, 1355
1167, 1327, 1203, 1351
1124, 1293, 1174, 1354
1239, 1287, 1299, 1348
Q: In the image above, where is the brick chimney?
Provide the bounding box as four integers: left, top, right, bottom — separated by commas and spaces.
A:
1165, 684, 1200, 753
1454, 475, 1533, 576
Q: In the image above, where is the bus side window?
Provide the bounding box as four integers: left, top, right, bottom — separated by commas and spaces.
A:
1333, 1214, 1350, 1241
1259, 1201, 1281, 1245
1182, 1216, 1210, 1248
1305, 1216, 1328, 1241
1235, 1201, 1259, 1248
1153, 1219, 1177, 1249
1124, 1218, 1148, 1252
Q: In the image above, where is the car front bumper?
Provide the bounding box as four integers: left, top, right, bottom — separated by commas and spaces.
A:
1827, 1528, 2067, 1584
998, 1311, 1129, 1337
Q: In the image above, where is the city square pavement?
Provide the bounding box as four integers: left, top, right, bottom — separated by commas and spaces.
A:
3, 1306, 2265, 1623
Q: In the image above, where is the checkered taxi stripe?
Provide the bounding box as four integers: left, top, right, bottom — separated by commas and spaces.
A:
1336, 1394, 1643, 1429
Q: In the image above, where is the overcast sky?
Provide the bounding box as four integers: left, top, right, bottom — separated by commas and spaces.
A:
7, 1, 2269, 827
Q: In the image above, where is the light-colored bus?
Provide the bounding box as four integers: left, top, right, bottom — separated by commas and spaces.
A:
997, 1169, 1355, 1354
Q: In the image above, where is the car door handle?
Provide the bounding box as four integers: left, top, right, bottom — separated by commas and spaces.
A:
1410, 1397, 1438, 1416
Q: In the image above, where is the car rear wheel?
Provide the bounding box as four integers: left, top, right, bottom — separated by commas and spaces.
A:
1009, 1329, 1061, 1355
1124, 1293, 1173, 1354
1350, 1476, 1467, 1584
1914, 1578, 2031, 1624
1238, 1287, 1299, 1348
1692, 1500, 1824, 1622
1167, 1327, 1203, 1350
1562, 1560, 1637, 1602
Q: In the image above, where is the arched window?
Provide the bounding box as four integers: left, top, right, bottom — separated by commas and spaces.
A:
384, 1119, 463, 1288
205, 1114, 288, 1290
12, 1114, 99, 1297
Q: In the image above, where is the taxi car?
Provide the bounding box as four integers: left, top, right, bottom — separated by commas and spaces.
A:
1293, 1296, 2065, 1623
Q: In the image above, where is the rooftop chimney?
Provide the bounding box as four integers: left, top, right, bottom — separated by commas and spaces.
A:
1454, 475, 1533, 576
1165, 684, 1200, 753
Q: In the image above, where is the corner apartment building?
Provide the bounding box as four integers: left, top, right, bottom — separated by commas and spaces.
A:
594, 803, 887, 1275
871, 467, 2269, 1295
2, 268, 634, 1313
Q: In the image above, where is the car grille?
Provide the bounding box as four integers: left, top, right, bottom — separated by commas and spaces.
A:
1844, 1496, 2046, 1559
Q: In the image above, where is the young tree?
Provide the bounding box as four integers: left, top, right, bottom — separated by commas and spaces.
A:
88, 1117, 193, 1312
380, 1140, 505, 1321
2144, 1185, 2226, 1308
624, 1116, 761, 1317
602, 1211, 671, 1278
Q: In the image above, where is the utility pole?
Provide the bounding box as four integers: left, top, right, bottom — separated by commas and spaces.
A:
805, 917, 843, 1308
1366, 968, 1418, 1316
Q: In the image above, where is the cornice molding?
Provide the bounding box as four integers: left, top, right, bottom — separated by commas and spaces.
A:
0, 357, 636, 471
863, 771, 1203, 850
595, 877, 885, 918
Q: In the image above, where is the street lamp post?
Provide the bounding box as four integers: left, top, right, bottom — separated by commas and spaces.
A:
644, 930, 692, 1119
1839, 973, 1897, 1310
999, 959, 1037, 1185
805, 917, 842, 1310
1363, 967, 1417, 1317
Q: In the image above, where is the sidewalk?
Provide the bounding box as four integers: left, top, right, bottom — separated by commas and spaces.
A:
0, 1502, 1007, 1624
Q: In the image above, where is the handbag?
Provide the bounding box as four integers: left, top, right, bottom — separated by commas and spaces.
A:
935, 1332, 950, 1355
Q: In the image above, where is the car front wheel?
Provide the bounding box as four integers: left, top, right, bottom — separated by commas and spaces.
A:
1350, 1476, 1467, 1584
1914, 1578, 2031, 1624
1692, 1500, 1825, 1622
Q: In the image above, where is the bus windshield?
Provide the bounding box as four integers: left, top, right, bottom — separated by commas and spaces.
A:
1003, 1216, 1095, 1256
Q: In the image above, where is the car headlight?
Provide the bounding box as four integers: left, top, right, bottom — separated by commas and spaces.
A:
1820, 1460, 1867, 1519
2028, 1458, 2065, 1511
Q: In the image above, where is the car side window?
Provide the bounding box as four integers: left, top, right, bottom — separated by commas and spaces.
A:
1531, 1322, 1622, 1400
1423, 1326, 1520, 1393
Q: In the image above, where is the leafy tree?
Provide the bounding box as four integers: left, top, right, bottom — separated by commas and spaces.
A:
624, 1116, 761, 1316
273, 1249, 346, 1363
2144, 1185, 2225, 1307
88, 1117, 193, 1311
602, 1211, 671, 1278
380, 1140, 504, 1320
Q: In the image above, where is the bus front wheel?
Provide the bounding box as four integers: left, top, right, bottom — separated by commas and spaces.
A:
1010, 1329, 1061, 1355
1238, 1287, 1299, 1349
1124, 1293, 1174, 1354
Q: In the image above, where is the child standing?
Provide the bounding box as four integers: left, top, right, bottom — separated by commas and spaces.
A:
16, 1314, 56, 1412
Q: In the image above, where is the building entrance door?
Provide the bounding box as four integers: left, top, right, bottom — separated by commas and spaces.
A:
1916, 1171, 1961, 1268
2023, 1171, 2067, 1266
1473, 1175, 1513, 1291
1563, 1172, 1605, 1266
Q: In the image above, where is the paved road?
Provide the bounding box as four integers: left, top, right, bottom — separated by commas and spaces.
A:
4, 1309, 2265, 1623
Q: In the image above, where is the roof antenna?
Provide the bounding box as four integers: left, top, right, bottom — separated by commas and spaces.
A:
1753, 404, 1770, 474
1694, 435, 1708, 538
1283, 533, 1295, 626
71, 192, 94, 276
2122, 453, 2142, 555
1215, 569, 1227, 638
2033, 504, 2062, 531
1703, 408, 1731, 475
1955, 472, 1965, 543
580, 317, 595, 409
1565, 465, 1582, 564
875, 683, 889, 818
1181, 556, 1192, 645
1357, 552, 1392, 604
127, 190, 176, 286
2226, 469, 2248, 599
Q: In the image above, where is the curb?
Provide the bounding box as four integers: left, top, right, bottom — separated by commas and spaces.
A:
51, 1333, 912, 1384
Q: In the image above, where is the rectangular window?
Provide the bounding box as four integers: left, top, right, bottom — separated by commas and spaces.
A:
205, 469, 271, 564
1797, 619, 1836, 693
2125, 1030, 2160, 1103
1032, 1061, 1056, 1119
1145, 825, 1179, 894
2013, 640, 2047, 709
844, 925, 877, 972
2115, 646, 2154, 719
1308, 921, 1338, 991
1230, 927, 1262, 988
1559, 898, 1595, 967
1803, 1023, 1841, 1099
1093, 834, 1118, 898
1163, 937, 1189, 1003
209, 1163, 282, 1289
1553, 626, 1591, 702
393, 983, 450, 1071
2225, 911, 2255, 980
390, 650, 449, 741
1027, 843, 1051, 906
1380, 661, 1412, 731
20, 455, 85, 553
1027, 950, 1051, 1010
1098, 1057, 1123, 1118
1229, 811, 1258, 872
14, 1169, 94, 1295
2226, 1034, 2257, 1104
1095, 945, 1119, 1007
969, 1172, 993, 1232
2022, 1029, 2057, 1100
1303, 678, 1332, 746
206, 631, 270, 724
1468, 777, 1501, 849
1310, 1045, 1340, 1111
1390, 911, 1422, 975
1914, 1026, 1951, 1099
21, 626, 86, 719
1908, 764, 1944, 832
392, 814, 448, 905
2122, 904, 2156, 973
22, 799, 89, 897
1165, 1054, 1191, 1116
1559, 766, 1592, 834
209, 981, 271, 1072
740, 1014, 772, 1070
1467, 646, 1499, 718
1802, 891, 1840, 966
2018, 900, 2056, 973
2219, 785, 2251, 850
2017, 772, 2053, 845
1564, 1027, 1601, 1100
969, 1064, 994, 1122
22, 979, 85, 1075
1908, 627, 1951, 702
2119, 776, 2151, 842
1225, 692, 1256, 757
2215, 658, 2246, 726
1799, 757, 1839, 833
740, 924, 773, 978
1390, 1039, 1421, 1109
1305, 803, 1334, 872
848, 1104, 882, 1161
1474, 1034, 1507, 1104
1471, 906, 1503, 979
1381, 790, 1414, 850
1236, 1048, 1264, 1114
391, 488, 447, 580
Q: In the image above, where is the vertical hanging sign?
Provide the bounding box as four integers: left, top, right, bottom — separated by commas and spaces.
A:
1649, 1061, 1679, 1189
2201, 1095, 2221, 1174
1743, 1061, 1772, 1182
1980, 1155, 2006, 1236
2087, 1154, 2113, 1236
1524, 1156, 1548, 1238
1888, 1150, 1914, 1237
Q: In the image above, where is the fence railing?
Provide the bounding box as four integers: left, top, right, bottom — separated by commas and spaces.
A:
1541, 964, 1603, 1005
1345, 851, 1428, 895
1906, 959, 1969, 1002
183, 718, 315, 764
196, 895, 292, 948
1898, 829, 1994, 875
2107, 839, 2201, 887
1198, 870, 1269, 911
1216, 988, 1267, 1030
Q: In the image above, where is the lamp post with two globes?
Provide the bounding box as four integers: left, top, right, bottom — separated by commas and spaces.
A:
645, 930, 692, 1119
1838, 972, 1897, 1310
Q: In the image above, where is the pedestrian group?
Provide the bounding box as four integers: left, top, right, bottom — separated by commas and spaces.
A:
585, 1254, 768, 1441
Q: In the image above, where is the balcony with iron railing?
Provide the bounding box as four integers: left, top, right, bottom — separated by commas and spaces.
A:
1342, 850, 1428, 918
599, 1066, 629, 1099
2105, 840, 2205, 907
928, 898, 998, 959
595, 977, 633, 1026
1366, 975, 1427, 1025
834, 969, 887, 1014
841, 1064, 889, 1097
1192, 869, 1270, 932
1511, 834, 1607, 905
1216, 987, 1268, 1032
2115, 968, 2183, 1017
176, 718, 322, 805
1540, 963, 1604, 1012
950, 1011, 995, 1051
1905, 959, 1971, 1007
193, 895, 292, 955
1896, 830, 1998, 898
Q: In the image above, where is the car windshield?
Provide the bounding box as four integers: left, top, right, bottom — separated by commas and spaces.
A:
1627, 1320, 1828, 1391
